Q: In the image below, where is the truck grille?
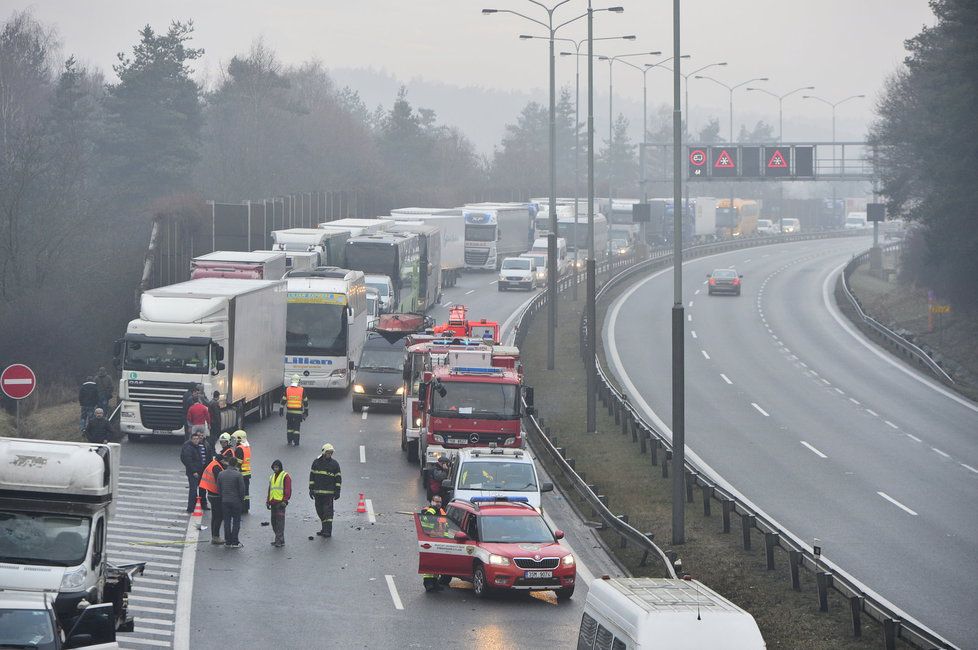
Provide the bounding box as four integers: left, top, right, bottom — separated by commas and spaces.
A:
127, 380, 193, 430
465, 249, 490, 266
514, 557, 559, 570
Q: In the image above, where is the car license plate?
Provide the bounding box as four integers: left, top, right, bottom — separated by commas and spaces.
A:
370, 398, 388, 404
152, 430, 169, 435
525, 570, 553, 579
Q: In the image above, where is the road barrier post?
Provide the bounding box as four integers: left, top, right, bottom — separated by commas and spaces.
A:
685, 471, 695, 503
765, 532, 779, 570
816, 571, 832, 611
789, 550, 802, 590
721, 499, 733, 533
662, 451, 671, 478
741, 514, 754, 551
702, 485, 712, 516
650, 439, 658, 465
639, 428, 648, 453
849, 595, 864, 638
882, 618, 899, 650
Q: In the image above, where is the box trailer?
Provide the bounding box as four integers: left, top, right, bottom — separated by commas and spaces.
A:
390, 222, 442, 309
462, 203, 533, 270
191, 250, 287, 280
389, 209, 465, 287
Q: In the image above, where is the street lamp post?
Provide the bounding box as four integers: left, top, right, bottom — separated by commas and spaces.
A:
670, 0, 684, 546
746, 85, 814, 141
531, 33, 636, 301
484, 2, 623, 370
680, 62, 726, 135
803, 93, 865, 223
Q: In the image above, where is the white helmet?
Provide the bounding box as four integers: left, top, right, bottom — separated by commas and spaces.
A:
291, 374, 301, 386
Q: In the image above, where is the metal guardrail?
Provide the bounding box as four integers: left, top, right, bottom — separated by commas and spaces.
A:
514, 231, 956, 650
840, 243, 955, 384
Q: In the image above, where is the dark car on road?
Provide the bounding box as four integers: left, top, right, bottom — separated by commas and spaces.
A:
353, 332, 407, 412
707, 268, 743, 296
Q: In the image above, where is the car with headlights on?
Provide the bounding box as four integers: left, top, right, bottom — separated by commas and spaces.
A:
352, 331, 407, 412
520, 252, 548, 286
707, 268, 743, 296
414, 496, 576, 600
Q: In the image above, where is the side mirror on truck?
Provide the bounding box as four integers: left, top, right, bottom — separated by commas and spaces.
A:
523, 386, 535, 416
215, 345, 225, 361
112, 340, 122, 371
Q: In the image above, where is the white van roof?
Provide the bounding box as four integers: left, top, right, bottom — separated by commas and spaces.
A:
0, 438, 119, 508
586, 577, 765, 649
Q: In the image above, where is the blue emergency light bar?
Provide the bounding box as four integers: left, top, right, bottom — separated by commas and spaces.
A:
451, 366, 504, 375
471, 496, 529, 503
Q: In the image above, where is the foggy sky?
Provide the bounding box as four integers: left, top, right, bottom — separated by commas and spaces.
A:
7, 1, 935, 149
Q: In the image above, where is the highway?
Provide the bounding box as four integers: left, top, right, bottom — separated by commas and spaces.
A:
603, 236, 978, 648
115, 271, 619, 649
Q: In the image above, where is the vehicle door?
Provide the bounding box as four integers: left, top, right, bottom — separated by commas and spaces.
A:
414, 506, 472, 578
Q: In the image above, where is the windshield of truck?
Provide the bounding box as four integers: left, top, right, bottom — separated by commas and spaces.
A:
0, 608, 56, 649
430, 381, 518, 419
480, 515, 554, 544
346, 243, 397, 277
533, 216, 551, 234
0, 512, 91, 567
465, 224, 496, 242
124, 340, 210, 374
556, 222, 588, 249
286, 302, 348, 357
458, 461, 536, 491
360, 346, 404, 372
366, 280, 390, 297
501, 259, 530, 271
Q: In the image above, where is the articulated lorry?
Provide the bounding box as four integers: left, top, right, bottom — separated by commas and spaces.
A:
0, 438, 143, 641
389, 209, 465, 287
389, 222, 441, 310
271, 228, 349, 268
115, 279, 287, 440
462, 203, 533, 270
318, 217, 394, 239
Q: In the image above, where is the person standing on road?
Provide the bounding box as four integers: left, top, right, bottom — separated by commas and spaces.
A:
182, 385, 201, 439
187, 397, 210, 441
78, 377, 99, 432
420, 495, 449, 592
266, 459, 292, 547
217, 457, 245, 548
180, 432, 207, 513
84, 408, 119, 444
207, 391, 222, 447
428, 457, 450, 501
217, 432, 234, 459
309, 443, 341, 538
280, 375, 308, 446
95, 367, 113, 413
232, 430, 252, 513
199, 455, 226, 544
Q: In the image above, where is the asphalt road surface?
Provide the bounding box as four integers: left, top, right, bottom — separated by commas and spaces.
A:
117, 270, 619, 649
604, 236, 978, 648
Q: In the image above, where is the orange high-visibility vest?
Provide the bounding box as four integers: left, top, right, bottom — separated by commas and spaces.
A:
238, 442, 252, 474
199, 459, 221, 494
286, 386, 304, 410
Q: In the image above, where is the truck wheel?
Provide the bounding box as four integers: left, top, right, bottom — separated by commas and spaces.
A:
556, 585, 575, 601
407, 439, 419, 463
352, 401, 362, 413
472, 565, 491, 599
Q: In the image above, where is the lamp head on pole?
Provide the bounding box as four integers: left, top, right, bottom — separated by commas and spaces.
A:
519, 34, 533, 40
622, 35, 637, 40
607, 6, 624, 12
481, 9, 497, 14
560, 51, 574, 56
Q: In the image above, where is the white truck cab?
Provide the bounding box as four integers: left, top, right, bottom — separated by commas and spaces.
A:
442, 447, 553, 510
579, 576, 766, 649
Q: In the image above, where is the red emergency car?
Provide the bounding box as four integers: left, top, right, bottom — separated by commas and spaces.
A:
414, 496, 576, 600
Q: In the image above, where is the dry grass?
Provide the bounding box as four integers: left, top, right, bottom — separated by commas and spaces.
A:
0, 401, 82, 442
523, 287, 890, 649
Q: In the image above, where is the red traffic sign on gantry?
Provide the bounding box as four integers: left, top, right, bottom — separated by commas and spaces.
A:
1, 363, 36, 400
689, 149, 706, 166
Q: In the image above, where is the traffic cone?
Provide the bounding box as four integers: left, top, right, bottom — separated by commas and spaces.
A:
356, 492, 367, 514
192, 496, 203, 518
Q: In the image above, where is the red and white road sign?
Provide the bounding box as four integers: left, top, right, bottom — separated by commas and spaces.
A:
767, 149, 788, 168
1, 363, 36, 400
689, 149, 706, 166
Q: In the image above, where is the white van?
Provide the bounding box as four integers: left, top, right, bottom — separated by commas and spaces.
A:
530, 237, 569, 277
441, 448, 553, 510
578, 577, 766, 649
844, 212, 869, 230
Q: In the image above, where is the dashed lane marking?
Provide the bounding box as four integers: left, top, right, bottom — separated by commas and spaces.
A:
931, 447, 950, 458
751, 403, 770, 417
962, 464, 978, 474
885, 420, 899, 429
865, 409, 878, 417
465, 289, 476, 295
701, 350, 710, 360
906, 434, 922, 443
366, 499, 377, 524
720, 374, 732, 385
800, 441, 827, 458
360, 445, 366, 463
877, 492, 918, 516
691, 330, 697, 339
385, 575, 404, 610
361, 410, 368, 420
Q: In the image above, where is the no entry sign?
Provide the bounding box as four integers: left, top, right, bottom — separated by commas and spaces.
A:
1, 363, 36, 400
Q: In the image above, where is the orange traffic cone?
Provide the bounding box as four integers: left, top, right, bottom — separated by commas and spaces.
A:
192, 496, 203, 518
356, 492, 367, 514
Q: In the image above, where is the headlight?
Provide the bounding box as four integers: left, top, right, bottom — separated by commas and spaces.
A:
60, 566, 88, 590
396, 386, 404, 396
414, 417, 422, 427
353, 385, 365, 394
489, 554, 510, 566
432, 434, 444, 443
330, 369, 347, 377
503, 437, 515, 446
562, 554, 576, 566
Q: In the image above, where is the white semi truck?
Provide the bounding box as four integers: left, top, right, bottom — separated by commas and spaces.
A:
389, 208, 465, 287
271, 228, 349, 268
462, 203, 533, 270
318, 217, 394, 239
114, 279, 287, 440
0, 438, 143, 637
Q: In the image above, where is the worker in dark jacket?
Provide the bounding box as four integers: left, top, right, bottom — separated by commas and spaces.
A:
84, 408, 119, 444
78, 377, 99, 432
180, 432, 207, 513
217, 457, 246, 548
207, 391, 222, 447
309, 443, 341, 538
95, 367, 114, 413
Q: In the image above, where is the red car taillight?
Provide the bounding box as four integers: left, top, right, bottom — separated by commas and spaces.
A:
709, 278, 716, 286
732, 277, 740, 286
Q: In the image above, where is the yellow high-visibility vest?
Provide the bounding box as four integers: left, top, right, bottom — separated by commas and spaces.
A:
268, 471, 289, 502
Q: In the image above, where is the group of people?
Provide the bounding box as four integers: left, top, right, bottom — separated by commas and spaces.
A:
180, 431, 342, 548
182, 384, 223, 444
78, 367, 115, 435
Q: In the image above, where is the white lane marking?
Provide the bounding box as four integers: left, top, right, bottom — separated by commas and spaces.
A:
173, 512, 198, 650
500, 291, 544, 345
129, 605, 176, 616
134, 617, 174, 627
137, 577, 179, 587
772, 334, 779, 341
123, 627, 173, 637
877, 492, 918, 516
799, 361, 807, 368
931, 447, 950, 458
720, 374, 732, 385
688, 301, 693, 307
366, 499, 376, 524
834, 387, 845, 394
744, 258, 752, 263
118, 635, 172, 646
751, 403, 770, 417
687, 314, 692, 322
701, 350, 710, 360
691, 330, 697, 339
885, 420, 899, 429
490, 280, 498, 285
359, 445, 366, 463
114, 513, 185, 525
800, 441, 827, 458
361, 410, 368, 420
823, 261, 978, 414
465, 289, 476, 295
443, 302, 453, 308
865, 409, 878, 417
385, 575, 404, 610
849, 398, 861, 405
694, 289, 700, 295
961, 463, 978, 474
110, 533, 186, 546
906, 433, 922, 443
129, 594, 177, 605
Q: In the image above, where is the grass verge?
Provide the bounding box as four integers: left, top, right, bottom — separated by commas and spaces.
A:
523, 285, 891, 649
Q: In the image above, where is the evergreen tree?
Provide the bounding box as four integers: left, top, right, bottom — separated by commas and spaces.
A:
598, 113, 637, 197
